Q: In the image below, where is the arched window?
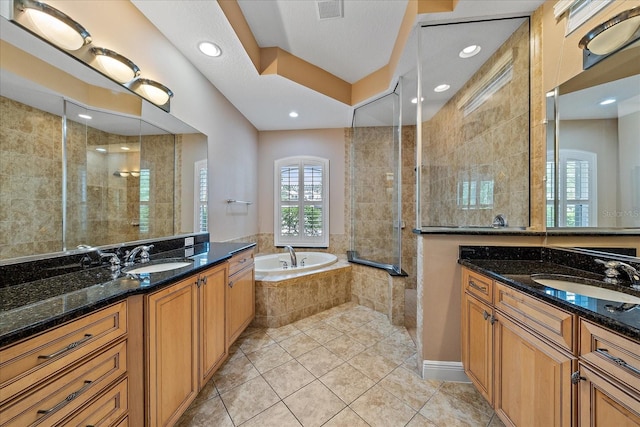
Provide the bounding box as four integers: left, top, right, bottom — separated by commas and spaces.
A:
274, 156, 329, 247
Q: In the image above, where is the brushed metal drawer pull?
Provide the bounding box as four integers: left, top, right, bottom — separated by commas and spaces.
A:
37, 380, 92, 415
38, 334, 93, 360
469, 280, 488, 293
596, 348, 640, 376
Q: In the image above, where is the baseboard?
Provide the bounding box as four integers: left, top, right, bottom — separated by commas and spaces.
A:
422, 360, 470, 382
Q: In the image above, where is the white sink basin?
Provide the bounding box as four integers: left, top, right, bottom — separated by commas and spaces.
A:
125, 261, 192, 274
532, 277, 640, 304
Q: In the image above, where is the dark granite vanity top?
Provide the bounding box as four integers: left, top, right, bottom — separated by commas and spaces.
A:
459, 246, 640, 342
0, 241, 255, 347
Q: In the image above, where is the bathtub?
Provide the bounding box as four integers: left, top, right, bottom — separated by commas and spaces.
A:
255, 252, 338, 276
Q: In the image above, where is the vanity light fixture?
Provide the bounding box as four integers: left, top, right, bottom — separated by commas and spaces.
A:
15, 0, 91, 51
91, 47, 140, 83
599, 98, 616, 105
579, 6, 640, 55
434, 84, 450, 93
120, 146, 130, 151
289, 111, 299, 118
78, 113, 92, 119
198, 41, 222, 57
411, 97, 424, 104
131, 78, 173, 106
114, 170, 130, 177
459, 44, 481, 58
96, 147, 107, 153
130, 171, 140, 177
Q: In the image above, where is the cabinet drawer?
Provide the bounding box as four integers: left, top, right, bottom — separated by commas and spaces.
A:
0, 301, 127, 403
463, 269, 493, 304
1, 340, 127, 427
494, 282, 575, 353
58, 377, 128, 427
229, 249, 254, 276
579, 319, 640, 392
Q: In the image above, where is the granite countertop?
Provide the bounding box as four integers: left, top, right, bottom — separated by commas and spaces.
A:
0, 242, 255, 347
459, 257, 640, 342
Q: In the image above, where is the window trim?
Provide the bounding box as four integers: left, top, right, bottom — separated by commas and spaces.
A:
274, 156, 329, 248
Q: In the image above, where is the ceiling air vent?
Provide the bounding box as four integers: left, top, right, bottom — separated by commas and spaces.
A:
317, 0, 344, 20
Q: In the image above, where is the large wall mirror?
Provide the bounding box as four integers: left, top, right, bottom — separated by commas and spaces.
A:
0, 17, 208, 262
546, 40, 640, 230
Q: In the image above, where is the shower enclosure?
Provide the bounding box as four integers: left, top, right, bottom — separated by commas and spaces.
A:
349, 85, 404, 274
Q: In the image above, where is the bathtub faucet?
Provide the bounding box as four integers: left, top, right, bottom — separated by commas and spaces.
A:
284, 245, 297, 267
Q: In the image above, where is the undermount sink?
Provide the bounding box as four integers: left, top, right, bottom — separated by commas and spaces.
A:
124, 259, 193, 274
531, 274, 640, 304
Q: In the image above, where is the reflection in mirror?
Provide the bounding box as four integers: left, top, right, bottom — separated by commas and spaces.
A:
548, 42, 640, 229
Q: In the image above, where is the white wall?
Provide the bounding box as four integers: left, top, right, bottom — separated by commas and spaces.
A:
44, 1, 259, 241
180, 134, 208, 234
618, 110, 640, 227
257, 129, 345, 237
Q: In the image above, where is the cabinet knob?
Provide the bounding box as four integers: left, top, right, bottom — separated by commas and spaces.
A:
570, 371, 586, 384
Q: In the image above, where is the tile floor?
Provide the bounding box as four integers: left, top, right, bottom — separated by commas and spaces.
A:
177, 302, 505, 427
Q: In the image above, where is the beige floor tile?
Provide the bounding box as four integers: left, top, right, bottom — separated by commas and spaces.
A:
345, 325, 385, 347
405, 413, 439, 427
238, 331, 276, 353
489, 414, 507, 426
439, 382, 493, 416
325, 313, 368, 333
227, 342, 245, 361
245, 342, 293, 373
192, 377, 218, 406
284, 380, 346, 427
297, 346, 343, 377
323, 407, 370, 427
279, 332, 321, 357
350, 385, 416, 427
213, 355, 260, 394
239, 326, 265, 338
365, 317, 402, 337
419, 389, 492, 427
262, 359, 315, 399
382, 329, 417, 349
176, 395, 233, 427
368, 340, 415, 365
304, 322, 344, 344
378, 366, 442, 411
266, 323, 302, 342
319, 362, 375, 404
241, 402, 302, 427
220, 376, 280, 425
293, 314, 324, 331
348, 349, 399, 382
324, 334, 366, 360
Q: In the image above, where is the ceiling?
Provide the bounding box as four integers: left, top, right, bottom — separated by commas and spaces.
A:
132, 0, 546, 131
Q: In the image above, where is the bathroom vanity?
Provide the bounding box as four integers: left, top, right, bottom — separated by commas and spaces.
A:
459, 247, 639, 426
0, 241, 256, 427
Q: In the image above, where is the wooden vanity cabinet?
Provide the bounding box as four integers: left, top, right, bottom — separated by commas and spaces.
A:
0, 301, 129, 427
145, 262, 229, 426
461, 269, 495, 404
576, 320, 640, 426
226, 248, 255, 345
461, 268, 577, 427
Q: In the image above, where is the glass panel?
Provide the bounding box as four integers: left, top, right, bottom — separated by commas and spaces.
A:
304, 205, 323, 237
351, 89, 401, 272
280, 166, 299, 202
280, 206, 299, 236
303, 165, 323, 201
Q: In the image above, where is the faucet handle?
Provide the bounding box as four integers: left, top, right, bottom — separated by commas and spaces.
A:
140, 244, 154, 263
595, 258, 621, 268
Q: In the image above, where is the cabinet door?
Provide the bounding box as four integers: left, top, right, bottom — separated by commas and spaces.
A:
199, 264, 228, 388
227, 265, 255, 345
146, 278, 198, 427
494, 312, 576, 427
461, 292, 494, 405
578, 363, 640, 426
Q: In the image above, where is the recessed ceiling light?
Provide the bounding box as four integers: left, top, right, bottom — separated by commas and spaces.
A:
459, 44, 481, 58
599, 98, 616, 105
411, 97, 424, 104
198, 41, 222, 57
121, 146, 130, 151
78, 113, 92, 119
434, 84, 450, 93
289, 111, 299, 118
96, 147, 107, 152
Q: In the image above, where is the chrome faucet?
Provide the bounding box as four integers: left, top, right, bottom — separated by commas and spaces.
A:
125, 244, 154, 266
98, 250, 121, 272
492, 214, 508, 228
595, 259, 640, 289
284, 245, 297, 267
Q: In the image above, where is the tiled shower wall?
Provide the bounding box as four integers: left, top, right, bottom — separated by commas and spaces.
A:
421, 21, 531, 228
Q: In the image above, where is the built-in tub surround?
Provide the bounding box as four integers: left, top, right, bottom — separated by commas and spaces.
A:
255, 252, 337, 275
253, 257, 351, 328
